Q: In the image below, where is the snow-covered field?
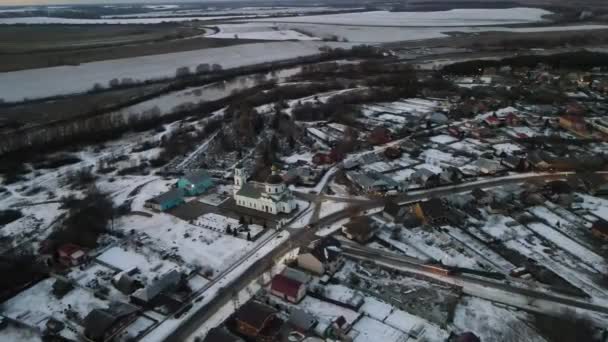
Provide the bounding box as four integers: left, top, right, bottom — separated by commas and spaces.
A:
0, 41, 342, 102
215, 22, 608, 43
453, 297, 547, 342
207, 23, 319, 41
250, 8, 551, 27
0, 15, 251, 24
102, 6, 358, 19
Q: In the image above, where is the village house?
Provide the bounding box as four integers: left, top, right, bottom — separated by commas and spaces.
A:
474, 158, 505, 176
145, 188, 185, 212
297, 237, 343, 275
177, 170, 214, 196
83, 302, 139, 342
559, 115, 589, 137
501, 156, 529, 172
270, 273, 307, 303
234, 301, 283, 342
203, 327, 244, 342
448, 332, 481, 342
342, 216, 376, 243
130, 269, 186, 309
284, 167, 322, 186
368, 127, 392, 145
471, 188, 493, 206
413, 198, 450, 226
346, 170, 400, 193
57, 243, 87, 267
411, 168, 439, 188
383, 201, 409, 223
234, 165, 296, 215
287, 309, 317, 333
591, 220, 608, 241
312, 152, 333, 166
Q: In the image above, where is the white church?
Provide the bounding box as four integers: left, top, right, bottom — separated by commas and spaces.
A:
233, 165, 297, 215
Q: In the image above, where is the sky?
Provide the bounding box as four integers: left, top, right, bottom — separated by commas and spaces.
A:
0, 0, 239, 6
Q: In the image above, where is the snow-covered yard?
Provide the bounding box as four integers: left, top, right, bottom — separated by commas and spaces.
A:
453, 297, 547, 342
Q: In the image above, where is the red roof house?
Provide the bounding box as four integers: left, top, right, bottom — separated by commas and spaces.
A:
57, 243, 87, 266
270, 274, 306, 303
313, 153, 333, 165
484, 115, 500, 127
368, 127, 392, 145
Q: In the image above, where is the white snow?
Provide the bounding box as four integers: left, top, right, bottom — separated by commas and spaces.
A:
493, 143, 522, 154
251, 8, 552, 27
430, 134, 458, 145
208, 23, 319, 41
0, 15, 249, 25
453, 297, 547, 342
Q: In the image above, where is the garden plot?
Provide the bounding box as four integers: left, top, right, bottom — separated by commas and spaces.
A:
2, 278, 108, 340
396, 227, 484, 269
68, 263, 127, 300
529, 205, 596, 246
0, 41, 340, 102
115, 213, 253, 274
119, 315, 156, 341
359, 296, 449, 340
544, 201, 593, 229
96, 244, 185, 276
444, 227, 515, 274
250, 8, 551, 27
478, 216, 608, 300
208, 23, 319, 40
0, 202, 64, 251
524, 221, 607, 274
453, 297, 547, 342
376, 230, 431, 260
576, 193, 608, 222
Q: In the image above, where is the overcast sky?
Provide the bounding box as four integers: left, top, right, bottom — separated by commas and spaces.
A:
0, 0, 239, 6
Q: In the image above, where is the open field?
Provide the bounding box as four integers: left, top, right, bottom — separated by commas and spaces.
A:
249, 8, 552, 27
0, 25, 262, 72
0, 24, 201, 53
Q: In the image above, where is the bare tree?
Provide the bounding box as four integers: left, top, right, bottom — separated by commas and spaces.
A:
195, 63, 210, 74
175, 66, 191, 78
108, 78, 120, 88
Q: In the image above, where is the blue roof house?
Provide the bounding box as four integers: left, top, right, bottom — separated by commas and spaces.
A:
146, 188, 185, 211
177, 170, 214, 196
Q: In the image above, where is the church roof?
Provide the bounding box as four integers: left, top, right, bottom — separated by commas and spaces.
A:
266, 173, 284, 185
236, 183, 262, 199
